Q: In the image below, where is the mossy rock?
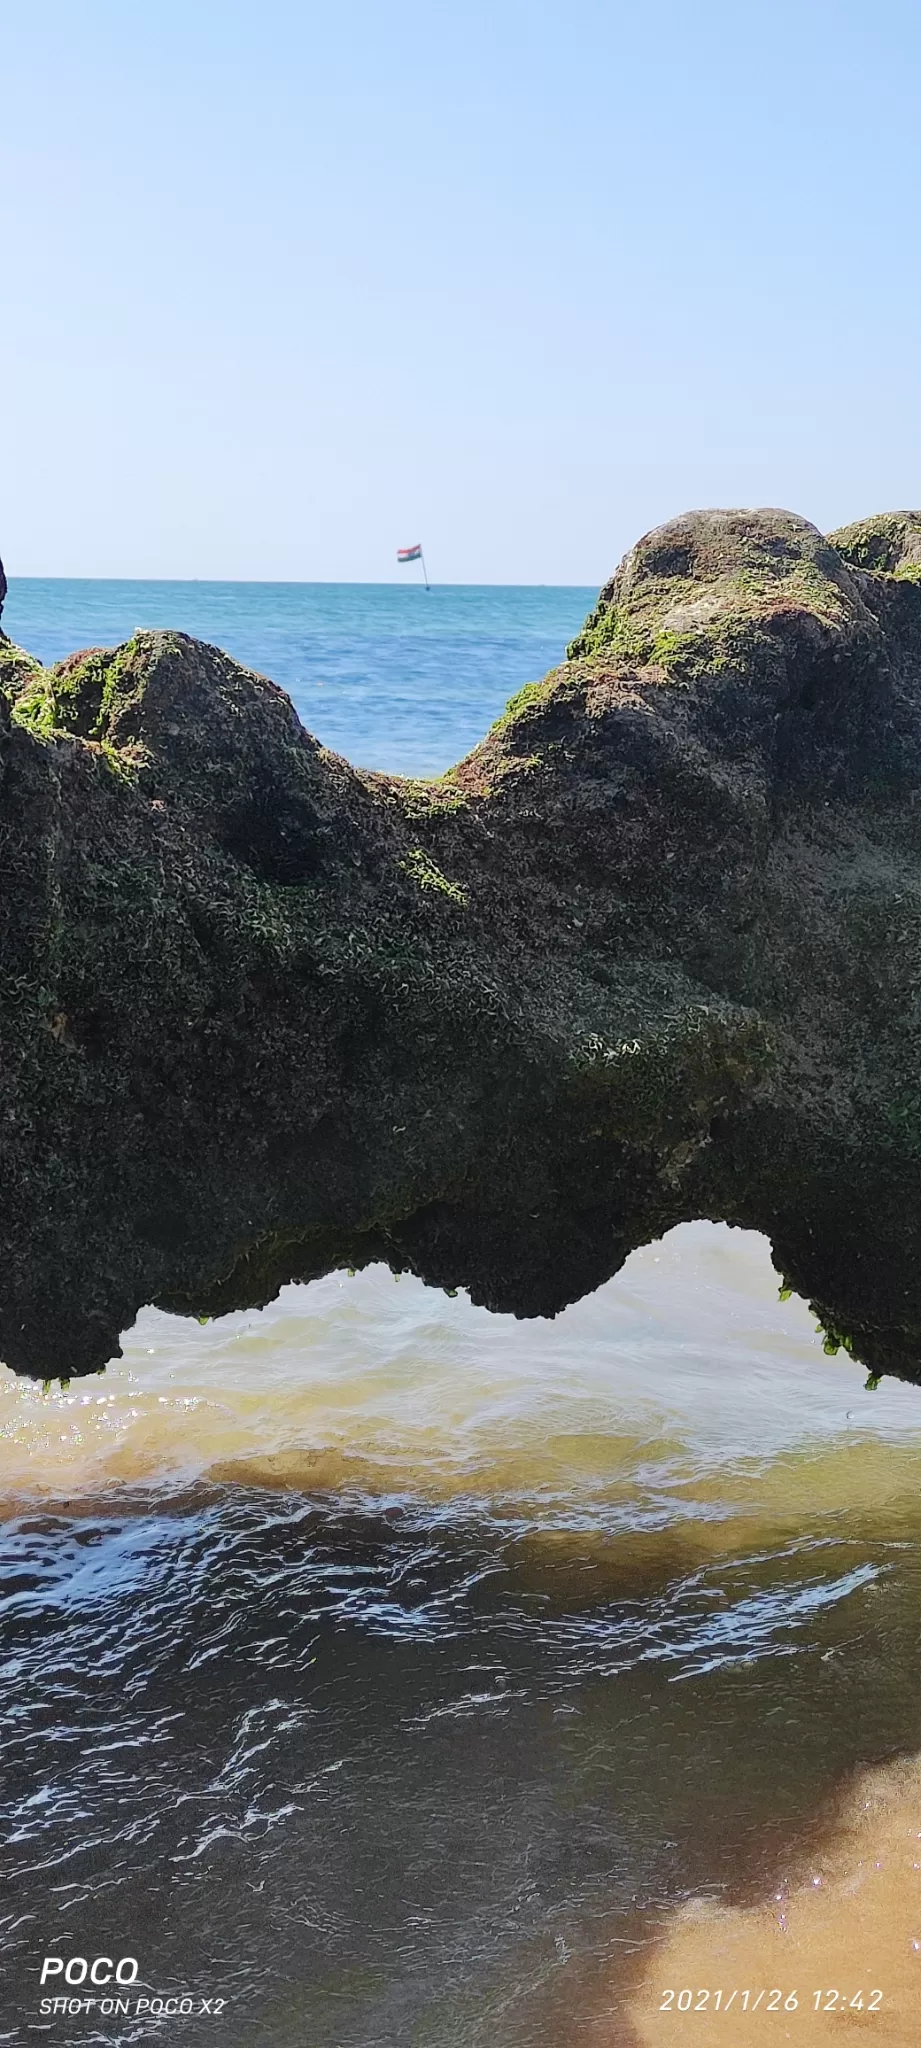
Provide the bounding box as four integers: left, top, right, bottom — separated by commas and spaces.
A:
830, 511, 921, 577
5, 506, 921, 1390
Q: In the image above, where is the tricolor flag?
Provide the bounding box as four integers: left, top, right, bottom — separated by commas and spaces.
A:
397, 540, 429, 588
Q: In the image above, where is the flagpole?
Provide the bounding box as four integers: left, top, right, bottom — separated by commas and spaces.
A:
420, 548, 429, 591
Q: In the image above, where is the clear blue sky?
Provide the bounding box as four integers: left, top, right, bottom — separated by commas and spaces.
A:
3, 0, 920, 582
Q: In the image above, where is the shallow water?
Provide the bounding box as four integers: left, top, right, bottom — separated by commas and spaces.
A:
2, 586, 921, 2043
3, 1228, 921, 2044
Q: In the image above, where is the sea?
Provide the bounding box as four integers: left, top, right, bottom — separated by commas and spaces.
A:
1, 581, 920, 2047
2, 579, 591, 780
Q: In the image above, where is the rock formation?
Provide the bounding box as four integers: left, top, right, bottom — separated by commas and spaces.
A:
3, 506, 921, 1384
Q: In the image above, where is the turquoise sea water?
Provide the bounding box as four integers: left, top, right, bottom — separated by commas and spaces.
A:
4, 579, 596, 775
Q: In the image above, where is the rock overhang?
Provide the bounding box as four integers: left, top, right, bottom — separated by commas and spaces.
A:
1, 505, 921, 1387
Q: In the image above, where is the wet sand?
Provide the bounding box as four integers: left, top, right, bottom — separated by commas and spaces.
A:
620, 1755, 921, 2045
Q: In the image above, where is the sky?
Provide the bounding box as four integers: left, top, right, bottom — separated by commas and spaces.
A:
2, 0, 920, 583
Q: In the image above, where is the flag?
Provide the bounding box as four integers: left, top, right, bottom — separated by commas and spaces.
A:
397, 544, 422, 562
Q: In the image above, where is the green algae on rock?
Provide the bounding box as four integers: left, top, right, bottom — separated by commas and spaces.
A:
829, 510, 921, 579
4, 505, 921, 1386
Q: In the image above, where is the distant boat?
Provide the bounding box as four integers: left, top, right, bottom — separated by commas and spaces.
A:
397, 543, 429, 590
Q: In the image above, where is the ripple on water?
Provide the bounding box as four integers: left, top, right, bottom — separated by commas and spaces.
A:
1, 1226, 920, 2044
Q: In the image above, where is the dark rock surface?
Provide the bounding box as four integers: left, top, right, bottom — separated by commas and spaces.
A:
3, 505, 921, 1383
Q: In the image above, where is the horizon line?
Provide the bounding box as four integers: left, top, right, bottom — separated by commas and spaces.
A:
6, 574, 600, 590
